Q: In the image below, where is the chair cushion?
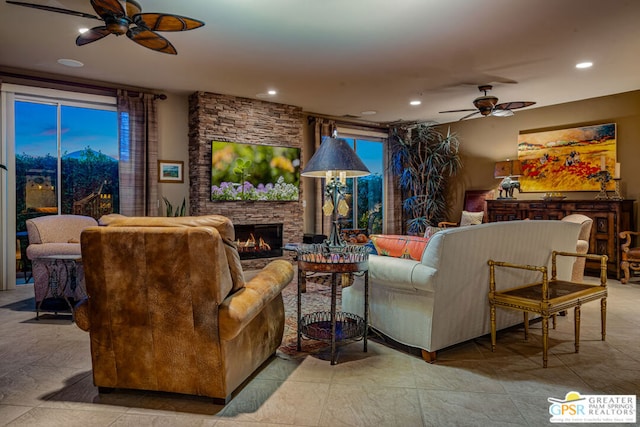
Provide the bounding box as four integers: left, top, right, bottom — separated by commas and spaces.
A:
26, 242, 81, 260
460, 210, 484, 226
369, 234, 429, 261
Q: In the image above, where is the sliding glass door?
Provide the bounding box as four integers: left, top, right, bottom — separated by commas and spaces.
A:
1, 85, 117, 289
15, 100, 119, 220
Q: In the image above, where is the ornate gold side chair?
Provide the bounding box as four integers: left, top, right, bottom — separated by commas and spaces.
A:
488, 251, 608, 368
620, 231, 640, 284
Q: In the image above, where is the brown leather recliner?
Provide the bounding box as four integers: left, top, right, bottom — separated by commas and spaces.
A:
74, 215, 293, 403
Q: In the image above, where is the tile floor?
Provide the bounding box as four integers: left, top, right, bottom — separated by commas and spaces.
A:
0, 276, 638, 426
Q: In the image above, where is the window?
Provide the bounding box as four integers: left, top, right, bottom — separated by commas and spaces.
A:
337, 136, 385, 234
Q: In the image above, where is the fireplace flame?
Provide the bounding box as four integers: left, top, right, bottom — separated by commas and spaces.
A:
236, 233, 271, 253
259, 237, 271, 251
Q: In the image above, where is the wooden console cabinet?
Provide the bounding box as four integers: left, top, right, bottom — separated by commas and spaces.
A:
487, 199, 635, 279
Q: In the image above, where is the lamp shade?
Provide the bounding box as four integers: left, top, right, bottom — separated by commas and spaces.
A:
494, 159, 522, 178
301, 136, 370, 177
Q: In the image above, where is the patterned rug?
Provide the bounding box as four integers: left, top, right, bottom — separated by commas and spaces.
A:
278, 272, 344, 358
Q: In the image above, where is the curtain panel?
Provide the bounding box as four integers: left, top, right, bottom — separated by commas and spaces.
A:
117, 90, 158, 216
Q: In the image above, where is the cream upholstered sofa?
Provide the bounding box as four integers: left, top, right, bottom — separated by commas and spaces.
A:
342, 220, 582, 362
74, 215, 293, 403
26, 214, 98, 306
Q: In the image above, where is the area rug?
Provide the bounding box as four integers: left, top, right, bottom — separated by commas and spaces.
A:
278, 273, 343, 358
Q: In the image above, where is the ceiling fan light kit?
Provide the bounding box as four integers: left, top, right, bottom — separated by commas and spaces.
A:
439, 85, 535, 121
7, 0, 205, 54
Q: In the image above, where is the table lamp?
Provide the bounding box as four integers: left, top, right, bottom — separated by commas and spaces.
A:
302, 133, 370, 249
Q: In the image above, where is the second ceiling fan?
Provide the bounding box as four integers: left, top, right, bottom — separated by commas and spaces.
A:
439, 85, 536, 120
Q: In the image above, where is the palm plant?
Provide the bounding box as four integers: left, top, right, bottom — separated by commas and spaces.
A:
390, 123, 462, 235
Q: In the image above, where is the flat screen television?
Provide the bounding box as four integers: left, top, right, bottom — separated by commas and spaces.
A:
211, 140, 301, 201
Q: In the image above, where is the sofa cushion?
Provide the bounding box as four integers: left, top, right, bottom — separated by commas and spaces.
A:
370, 234, 430, 261
367, 255, 437, 292
364, 240, 377, 255
460, 210, 484, 226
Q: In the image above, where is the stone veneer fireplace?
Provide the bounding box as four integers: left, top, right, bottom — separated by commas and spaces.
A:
188, 91, 304, 270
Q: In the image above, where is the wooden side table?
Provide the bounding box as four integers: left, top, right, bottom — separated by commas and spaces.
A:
297, 258, 369, 365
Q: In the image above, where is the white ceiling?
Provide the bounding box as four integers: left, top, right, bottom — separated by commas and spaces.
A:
1, 0, 639, 124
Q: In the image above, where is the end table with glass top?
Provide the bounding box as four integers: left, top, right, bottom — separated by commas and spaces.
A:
296, 244, 369, 365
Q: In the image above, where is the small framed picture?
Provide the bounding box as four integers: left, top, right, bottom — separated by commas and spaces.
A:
158, 160, 184, 183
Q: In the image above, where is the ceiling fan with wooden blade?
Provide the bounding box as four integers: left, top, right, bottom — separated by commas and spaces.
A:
439, 85, 536, 120
7, 0, 205, 54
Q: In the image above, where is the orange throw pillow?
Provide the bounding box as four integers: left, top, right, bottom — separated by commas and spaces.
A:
369, 234, 429, 261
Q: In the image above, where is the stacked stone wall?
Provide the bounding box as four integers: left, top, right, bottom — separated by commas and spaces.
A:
188, 92, 304, 269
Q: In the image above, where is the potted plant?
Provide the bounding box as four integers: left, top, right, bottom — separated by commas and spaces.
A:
390, 122, 462, 235
162, 197, 186, 217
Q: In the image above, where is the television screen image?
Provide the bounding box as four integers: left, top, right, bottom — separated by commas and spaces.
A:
211, 141, 301, 201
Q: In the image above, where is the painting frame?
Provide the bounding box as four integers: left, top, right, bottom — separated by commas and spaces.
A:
158, 160, 184, 183
517, 123, 616, 192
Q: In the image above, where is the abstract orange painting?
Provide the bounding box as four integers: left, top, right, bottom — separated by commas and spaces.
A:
517, 123, 616, 192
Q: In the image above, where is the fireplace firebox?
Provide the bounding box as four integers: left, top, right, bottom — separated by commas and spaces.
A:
234, 223, 284, 260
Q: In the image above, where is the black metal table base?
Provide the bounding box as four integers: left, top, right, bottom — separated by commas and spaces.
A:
297, 262, 369, 365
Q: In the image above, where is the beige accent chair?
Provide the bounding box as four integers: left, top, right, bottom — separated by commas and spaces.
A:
560, 214, 593, 282
74, 215, 294, 404
26, 214, 98, 306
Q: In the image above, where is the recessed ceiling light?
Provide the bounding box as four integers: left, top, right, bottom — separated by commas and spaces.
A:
360, 110, 377, 115
257, 90, 277, 98
576, 61, 593, 69
410, 100, 421, 106
57, 58, 84, 68
78, 28, 89, 34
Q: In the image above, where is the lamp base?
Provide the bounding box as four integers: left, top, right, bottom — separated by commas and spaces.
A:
325, 220, 345, 250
